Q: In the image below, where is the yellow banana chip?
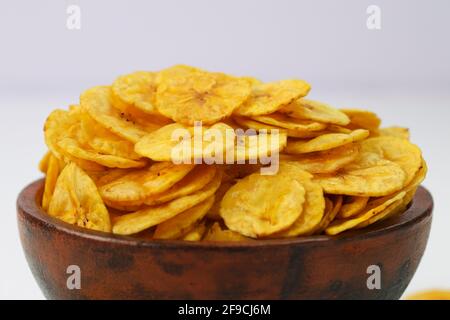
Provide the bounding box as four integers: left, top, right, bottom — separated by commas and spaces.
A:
112, 71, 160, 115
314, 195, 343, 234
206, 179, 234, 220
341, 109, 381, 131
280, 99, 350, 125
203, 222, 251, 242
280, 143, 359, 174
252, 113, 327, 132
220, 172, 305, 238
314, 151, 406, 197
285, 129, 369, 154
360, 136, 422, 186
275, 163, 325, 237
377, 126, 410, 140
153, 195, 215, 239
337, 196, 369, 219
325, 191, 406, 235
156, 65, 251, 125
48, 163, 111, 232
42, 153, 64, 211
112, 170, 222, 235
38, 151, 51, 173
100, 162, 194, 203
234, 79, 310, 116
182, 222, 207, 241
81, 86, 163, 143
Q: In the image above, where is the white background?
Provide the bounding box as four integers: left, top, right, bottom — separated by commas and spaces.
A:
1, 0, 449, 299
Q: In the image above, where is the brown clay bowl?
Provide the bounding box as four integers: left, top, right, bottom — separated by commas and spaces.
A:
17, 179, 433, 300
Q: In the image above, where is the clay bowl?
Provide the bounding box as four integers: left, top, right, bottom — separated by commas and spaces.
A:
17, 179, 433, 300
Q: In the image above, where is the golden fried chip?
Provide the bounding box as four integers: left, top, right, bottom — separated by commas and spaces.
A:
112, 71, 160, 115
38, 151, 51, 173
182, 222, 207, 241
314, 195, 343, 234
341, 109, 381, 131
81, 86, 163, 143
314, 151, 406, 196
325, 191, 406, 235
48, 163, 111, 232
280, 143, 359, 174
275, 163, 325, 237
337, 196, 369, 219
280, 99, 350, 125
79, 112, 142, 160
44, 108, 105, 172
378, 126, 410, 140
58, 137, 146, 169
206, 180, 234, 220
220, 172, 305, 238
112, 170, 222, 235
235, 130, 287, 162
153, 196, 214, 239
285, 129, 369, 154
100, 162, 194, 202
252, 113, 327, 132
234, 79, 310, 116
155, 65, 251, 125
360, 136, 422, 186
203, 222, 251, 242
135, 122, 235, 162
42, 154, 64, 211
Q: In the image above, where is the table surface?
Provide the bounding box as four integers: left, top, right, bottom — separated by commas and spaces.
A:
1, 91, 449, 299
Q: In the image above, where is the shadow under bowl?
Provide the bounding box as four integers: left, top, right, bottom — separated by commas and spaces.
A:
17, 179, 433, 300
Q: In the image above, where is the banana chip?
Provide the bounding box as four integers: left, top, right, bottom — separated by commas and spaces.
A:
220, 172, 305, 238
156, 65, 251, 125
81, 86, 163, 143
377, 126, 410, 140
280, 99, 350, 125
153, 196, 215, 239
182, 222, 207, 241
42, 153, 64, 211
280, 143, 360, 174
325, 191, 406, 235
48, 163, 111, 232
360, 136, 422, 186
112, 170, 222, 235
314, 195, 343, 234
252, 113, 327, 132
285, 129, 369, 154
337, 196, 369, 219
314, 151, 406, 197
38, 151, 51, 173
203, 222, 251, 242
341, 109, 381, 132
100, 162, 194, 203
112, 71, 160, 115
276, 163, 325, 237
234, 80, 310, 116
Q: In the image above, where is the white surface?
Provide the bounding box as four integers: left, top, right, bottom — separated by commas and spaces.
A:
1, 0, 449, 299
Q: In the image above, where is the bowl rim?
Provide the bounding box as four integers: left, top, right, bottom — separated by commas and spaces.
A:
17, 178, 433, 249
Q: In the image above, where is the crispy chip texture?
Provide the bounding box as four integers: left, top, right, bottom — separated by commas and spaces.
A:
182, 222, 207, 241
100, 162, 194, 202
337, 196, 369, 219
112, 71, 160, 115
153, 195, 215, 239
314, 151, 406, 197
360, 136, 422, 186
234, 80, 310, 116
42, 153, 64, 211
285, 129, 369, 154
252, 113, 326, 132
112, 170, 222, 235
280, 99, 350, 125
220, 172, 305, 238
203, 223, 251, 242
156, 65, 251, 125
82, 86, 163, 143
48, 163, 111, 232
341, 109, 381, 131
275, 163, 325, 237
